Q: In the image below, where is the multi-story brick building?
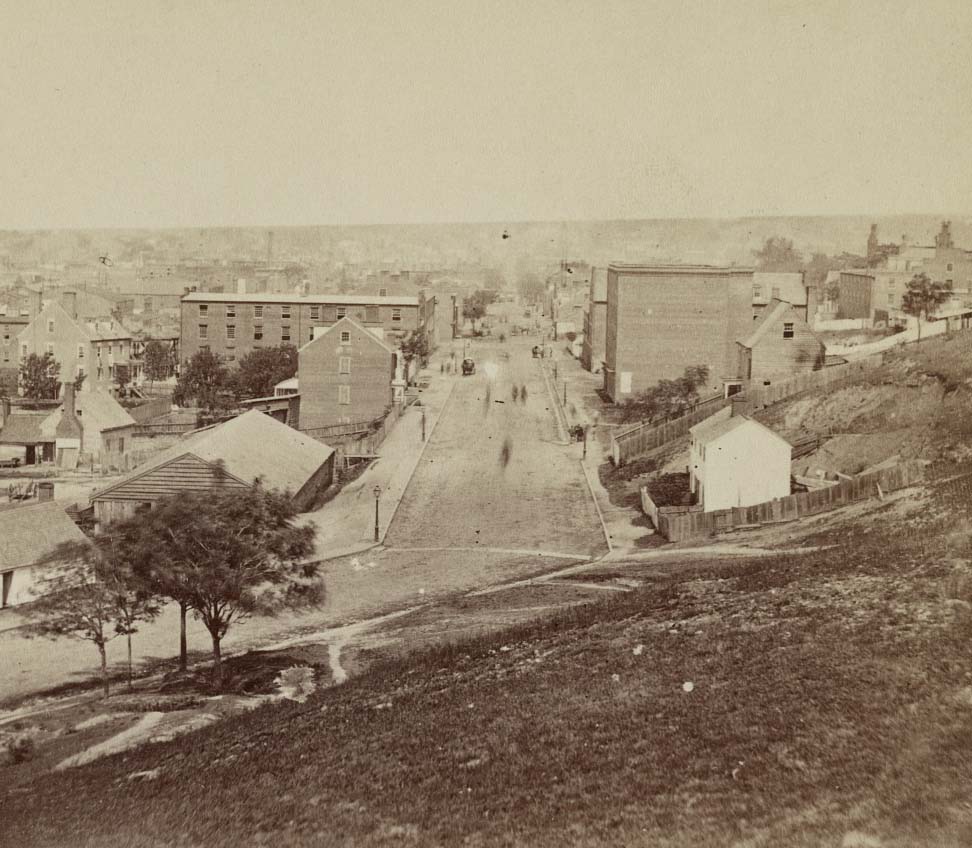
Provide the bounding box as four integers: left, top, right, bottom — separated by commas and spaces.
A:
602, 264, 753, 402
298, 316, 400, 430
580, 267, 607, 373
179, 291, 435, 364
751, 272, 808, 321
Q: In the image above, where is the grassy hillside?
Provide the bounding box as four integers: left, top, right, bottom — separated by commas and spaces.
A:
4, 467, 972, 846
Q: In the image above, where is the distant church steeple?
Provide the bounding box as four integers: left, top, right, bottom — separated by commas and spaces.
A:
866, 224, 879, 261
935, 220, 954, 251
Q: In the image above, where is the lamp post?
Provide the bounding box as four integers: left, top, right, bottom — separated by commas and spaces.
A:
373, 485, 381, 542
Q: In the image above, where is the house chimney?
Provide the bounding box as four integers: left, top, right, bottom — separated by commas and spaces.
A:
730, 394, 750, 418
55, 382, 83, 442
63, 290, 78, 320
31, 289, 42, 318
37, 481, 54, 502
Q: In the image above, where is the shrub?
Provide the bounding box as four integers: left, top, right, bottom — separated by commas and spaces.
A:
5, 734, 35, 765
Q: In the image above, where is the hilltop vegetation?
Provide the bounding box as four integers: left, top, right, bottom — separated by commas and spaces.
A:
4, 464, 972, 846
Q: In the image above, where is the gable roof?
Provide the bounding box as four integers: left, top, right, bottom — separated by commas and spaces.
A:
93, 410, 334, 501
0, 411, 54, 445
49, 391, 136, 434
690, 407, 790, 448
298, 315, 395, 355
0, 501, 89, 571
738, 299, 798, 350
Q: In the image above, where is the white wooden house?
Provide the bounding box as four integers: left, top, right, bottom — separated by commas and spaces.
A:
689, 407, 791, 512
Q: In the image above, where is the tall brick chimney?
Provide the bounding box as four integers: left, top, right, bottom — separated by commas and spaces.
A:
55, 382, 83, 443
62, 290, 78, 320
730, 394, 750, 418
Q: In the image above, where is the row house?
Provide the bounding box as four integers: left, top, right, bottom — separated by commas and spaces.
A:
580, 267, 607, 373
179, 291, 436, 364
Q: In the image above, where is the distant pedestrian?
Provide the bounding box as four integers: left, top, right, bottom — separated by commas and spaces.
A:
512, 385, 519, 402
440, 362, 445, 374
499, 436, 513, 469
520, 384, 528, 403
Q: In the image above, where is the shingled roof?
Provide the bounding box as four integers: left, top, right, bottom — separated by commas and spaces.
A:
92, 410, 334, 502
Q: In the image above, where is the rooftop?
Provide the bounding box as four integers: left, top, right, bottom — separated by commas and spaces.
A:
690, 407, 790, 447
182, 292, 421, 306
607, 263, 755, 276
0, 501, 89, 572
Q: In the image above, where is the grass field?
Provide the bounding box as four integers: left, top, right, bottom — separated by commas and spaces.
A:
4, 466, 972, 847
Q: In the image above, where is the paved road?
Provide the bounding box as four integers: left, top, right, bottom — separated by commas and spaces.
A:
386, 336, 604, 556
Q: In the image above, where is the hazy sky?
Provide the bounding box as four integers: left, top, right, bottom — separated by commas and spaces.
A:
2, 0, 971, 229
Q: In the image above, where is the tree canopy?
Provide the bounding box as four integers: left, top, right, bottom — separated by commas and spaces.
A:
620, 365, 711, 423
174, 349, 231, 411
143, 340, 177, 384
753, 236, 803, 272
19, 352, 61, 399
462, 289, 499, 328
901, 273, 952, 343
230, 345, 298, 400
131, 484, 320, 687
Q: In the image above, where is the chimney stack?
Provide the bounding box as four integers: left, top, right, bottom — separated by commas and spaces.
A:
730, 394, 750, 418
31, 289, 42, 318
62, 290, 78, 320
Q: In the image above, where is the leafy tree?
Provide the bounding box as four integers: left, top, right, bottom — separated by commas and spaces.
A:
399, 330, 430, 380
19, 352, 61, 399
174, 349, 229, 411
133, 484, 319, 688
620, 364, 711, 423
143, 340, 176, 386
230, 345, 297, 400
900, 272, 952, 344
753, 236, 803, 272
113, 363, 132, 396
26, 535, 161, 696
462, 289, 499, 331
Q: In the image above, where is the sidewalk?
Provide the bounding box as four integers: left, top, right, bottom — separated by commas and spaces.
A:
300, 363, 457, 561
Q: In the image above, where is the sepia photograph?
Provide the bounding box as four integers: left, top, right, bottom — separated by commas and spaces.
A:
1, 1, 972, 845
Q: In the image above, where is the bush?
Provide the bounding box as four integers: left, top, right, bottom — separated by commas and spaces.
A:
4, 734, 35, 765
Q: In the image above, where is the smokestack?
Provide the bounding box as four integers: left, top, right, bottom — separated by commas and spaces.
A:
62, 290, 78, 320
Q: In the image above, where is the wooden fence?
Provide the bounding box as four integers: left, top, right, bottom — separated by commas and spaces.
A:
645, 460, 924, 542
611, 394, 731, 466
126, 395, 174, 424
611, 353, 888, 466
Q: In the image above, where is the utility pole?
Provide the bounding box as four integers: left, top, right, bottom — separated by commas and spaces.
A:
421, 406, 427, 441
373, 485, 381, 542
563, 381, 567, 406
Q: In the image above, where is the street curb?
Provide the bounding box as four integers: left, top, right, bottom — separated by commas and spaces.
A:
381, 380, 458, 542
538, 361, 571, 445
579, 457, 613, 555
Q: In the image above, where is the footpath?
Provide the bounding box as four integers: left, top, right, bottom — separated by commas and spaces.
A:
300, 360, 457, 561
542, 342, 655, 557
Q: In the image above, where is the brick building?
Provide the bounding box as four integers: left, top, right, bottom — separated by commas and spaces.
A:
298, 317, 399, 430
602, 264, 753, 402
581, 267, 607, 373
179, 291, 435, 364
751, 272, 807, 320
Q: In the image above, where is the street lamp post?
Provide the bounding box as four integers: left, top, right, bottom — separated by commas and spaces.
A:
373, 485, 381, 542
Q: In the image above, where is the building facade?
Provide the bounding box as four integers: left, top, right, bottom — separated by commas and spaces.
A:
603, 264, 754, 402
298, 317, 398, 431
179, 291, 435, 365
580, 267, 607, 373
736, 299, 826, 384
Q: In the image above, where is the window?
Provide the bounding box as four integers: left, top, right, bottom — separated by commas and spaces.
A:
199, 324, 208, 340
309, 328, 315, 341
226, 304, 236, 318
227, 324, 236, 340
365, 306, 379, 322
782, 322, 794, 339
753, 285, 762, 299
948, 263, 953, 272
254, 305, 264, 318
392, 308, 402, 322
310, 306, 320, 320
2, 350, 7, 363
46, 342, 55, 354
281, 325, 291, 342
254, 325, 263, 340
340, 330, 351, 343
47, 319, 55, 333
379, 287, 388, 297
339, 356, 351, 374
199, 304, 208, 317
20, 343, 27, 359
118, 437, 124, 454
281, 306, 291, 319
77, 344, 85, 359
338, 385, 350, 405
336, 307, 347, 318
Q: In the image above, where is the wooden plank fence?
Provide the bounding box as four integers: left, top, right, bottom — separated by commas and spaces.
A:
611, 352, 887, 466
644, 460, 924, 542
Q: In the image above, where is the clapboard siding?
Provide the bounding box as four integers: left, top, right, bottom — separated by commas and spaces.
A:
94, 454, 248, 501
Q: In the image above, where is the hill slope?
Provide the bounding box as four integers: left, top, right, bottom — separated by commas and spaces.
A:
3, 465, 972, 847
